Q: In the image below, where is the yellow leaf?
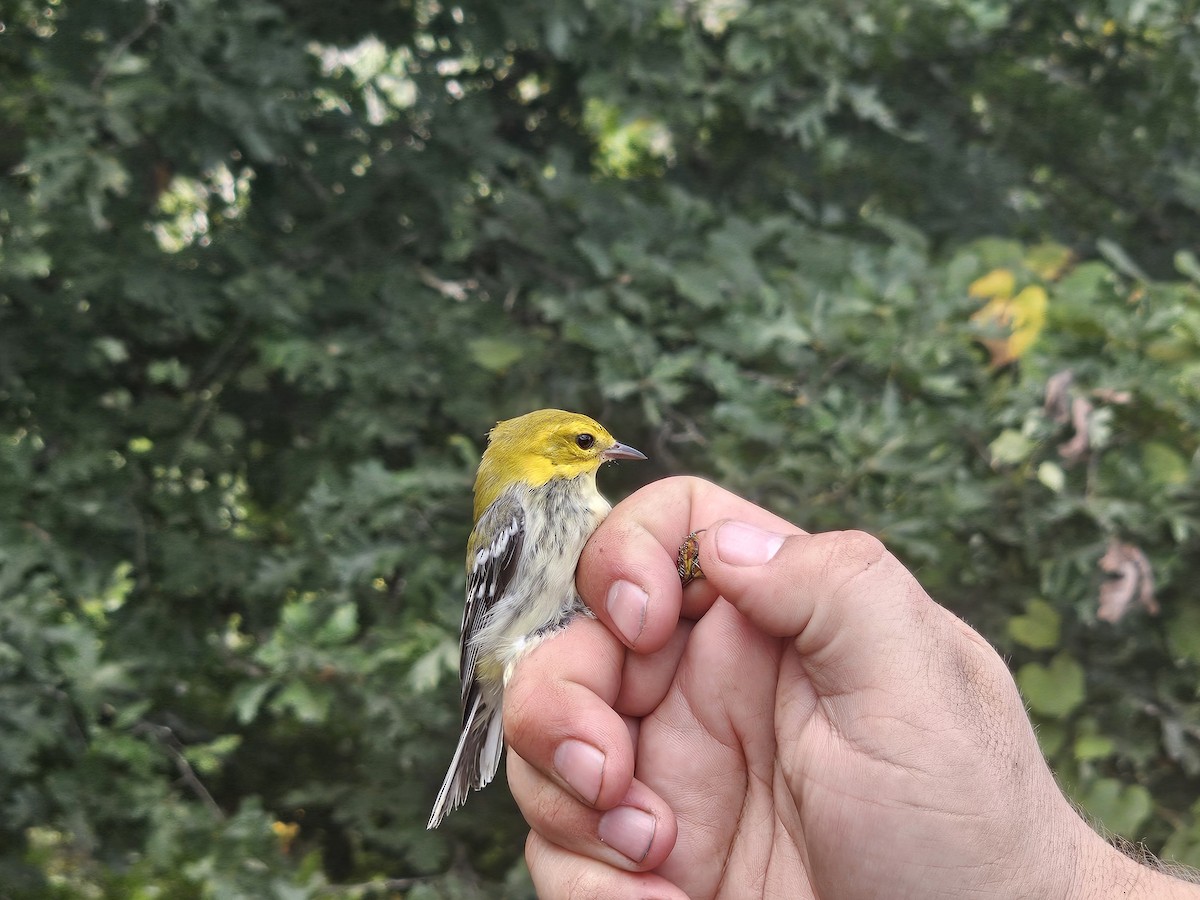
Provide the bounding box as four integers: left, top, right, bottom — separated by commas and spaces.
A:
272, 820, 300, 852
968, 267, 1015, 300
1024, 242, 1074, 280
971, 284, 1048, 368
1007, 285, 1048, 358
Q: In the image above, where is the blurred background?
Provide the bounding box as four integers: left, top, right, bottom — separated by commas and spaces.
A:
3, 0, 1200, 896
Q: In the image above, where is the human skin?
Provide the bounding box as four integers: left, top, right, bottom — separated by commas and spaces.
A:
502, 477, 1200, 899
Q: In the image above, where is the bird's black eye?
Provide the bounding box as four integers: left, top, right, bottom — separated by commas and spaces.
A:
575, 433, 595, 450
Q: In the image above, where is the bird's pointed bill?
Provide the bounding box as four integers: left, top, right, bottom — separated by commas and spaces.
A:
602, 441, 647, 461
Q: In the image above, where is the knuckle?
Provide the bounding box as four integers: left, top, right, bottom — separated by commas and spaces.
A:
827, 529, 887, 574
561, 865, 619, 900
662, 473, 713, 493
529, 776, 576, 826
817, 530, 898, 610
510, 751, 577, 832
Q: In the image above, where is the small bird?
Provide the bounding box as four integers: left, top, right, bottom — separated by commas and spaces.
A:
427, 409, 646, 828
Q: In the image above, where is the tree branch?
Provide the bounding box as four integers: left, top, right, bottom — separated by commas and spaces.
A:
133, 721, 226, 820
91, 3, 160, 93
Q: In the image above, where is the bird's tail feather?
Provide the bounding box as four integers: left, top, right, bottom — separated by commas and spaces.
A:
427, 691, 504, 829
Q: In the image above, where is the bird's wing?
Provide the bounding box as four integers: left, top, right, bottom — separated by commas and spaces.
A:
459, 490, 525, 710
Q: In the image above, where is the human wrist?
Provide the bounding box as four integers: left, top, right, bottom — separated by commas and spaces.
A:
1067, 828, 1200, 899
1110, 843, 1200, 899
1004, 805, 1152, 900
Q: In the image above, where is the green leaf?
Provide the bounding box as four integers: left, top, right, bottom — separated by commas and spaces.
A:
1024, 242, 1073, 280
727, 32, 773, 73
1079, 778, 1152, 837
1007, 598, 1061, 651
147, 358, 191, 389
1017, 653, 1085, 718
1175, 249, 1200, 284
468, 337, 525, 372
5, 246, 52, 278
94, 336, 129, 364
1074, 733, 1115, 761
1168, 604, 1200, 664
233, 680, 275, 725
575, 238, 614, 277
1162, 800, 1200, 869
989, 429, 1034, 466
271, 681, 332, 725
409, 638, 456, 692
1143, 441, 1189, 487
1036, 461, 1066, 493
672, 263, 724, 309
1096, 238, 1149, 281
184, 734, 243, 776
315, 602, 358, 646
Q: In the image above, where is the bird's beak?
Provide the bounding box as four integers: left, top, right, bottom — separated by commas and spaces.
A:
602, 441, 647, 462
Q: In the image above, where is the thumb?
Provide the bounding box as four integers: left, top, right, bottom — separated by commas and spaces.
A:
695, 520, 937, 693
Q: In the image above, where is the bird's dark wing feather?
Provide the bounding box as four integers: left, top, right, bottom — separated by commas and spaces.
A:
459, 491, 525, 710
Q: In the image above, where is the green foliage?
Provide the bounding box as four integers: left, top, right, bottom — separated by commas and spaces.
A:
1008, 598, 1061, 651
2, 0, 1200, 894
1018, 654, 1086, 718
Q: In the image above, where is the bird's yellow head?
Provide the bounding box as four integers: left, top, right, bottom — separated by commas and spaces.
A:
473, 409, 646, 519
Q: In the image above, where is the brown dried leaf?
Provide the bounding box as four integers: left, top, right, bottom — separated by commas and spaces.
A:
1097, 540, 1159, 623
1091, 387, 1132, 405
1044, 369, 1075, 423
1058, 395, 1094, 464
1045, 373, 1135, 466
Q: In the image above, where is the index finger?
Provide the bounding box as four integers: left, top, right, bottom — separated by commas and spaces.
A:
577, 476, 803, 654
504, 616, 630, 807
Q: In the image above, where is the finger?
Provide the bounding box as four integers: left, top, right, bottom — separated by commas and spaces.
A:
696, 521, 947, 693
510, 753, 678, 872
505, 616, 635, 811
578, 476, 801, 653
526, 830, 688, 900
632, 598, 788, 894
612, 620, 692, 719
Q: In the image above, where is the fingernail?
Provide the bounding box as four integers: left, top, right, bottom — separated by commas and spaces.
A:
553, 740, 605, 806
598, 806, 656, 863
606, 580, 648, 645
716, 521, 785, 567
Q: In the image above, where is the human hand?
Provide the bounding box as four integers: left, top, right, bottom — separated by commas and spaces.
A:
503, 477, 1189, 899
